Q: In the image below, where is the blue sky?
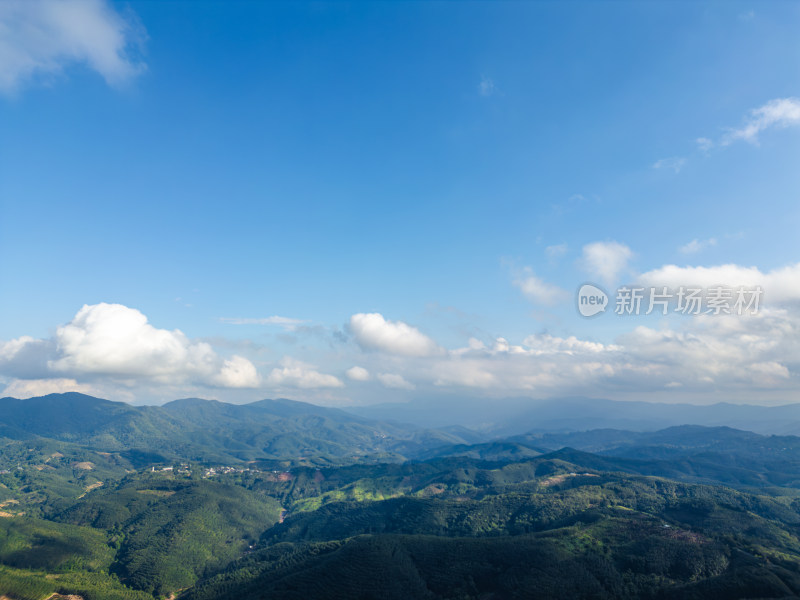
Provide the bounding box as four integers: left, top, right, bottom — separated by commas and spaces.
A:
1, 1, 799, 405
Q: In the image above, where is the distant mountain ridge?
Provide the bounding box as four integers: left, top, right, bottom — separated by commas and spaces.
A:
346, 396, 800, 436
423, 424, 800, 490
8, 396, 800, 598
8, 392, 800, 485
0, 392, 183, 447
0, 392, 470, 464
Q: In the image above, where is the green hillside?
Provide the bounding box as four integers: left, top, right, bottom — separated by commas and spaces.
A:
0, 393, 473, 466
56, 476, 282, 595
5, 394, 800, 598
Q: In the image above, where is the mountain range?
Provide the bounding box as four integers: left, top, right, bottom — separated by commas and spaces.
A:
0, 393, 473, 465
348, 395, 800, 436
6, 393, 800, 599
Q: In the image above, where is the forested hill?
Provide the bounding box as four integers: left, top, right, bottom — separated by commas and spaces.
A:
5, 394, 800, 598
0, 393, 472, 464
422, 425, 800, 491
7, 393, 800, 487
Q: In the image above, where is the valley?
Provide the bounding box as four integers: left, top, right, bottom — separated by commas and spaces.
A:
4, 394, 800, 598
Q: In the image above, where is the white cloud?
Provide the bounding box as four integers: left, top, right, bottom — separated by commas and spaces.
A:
695, 137, 714, 152
616, 310, 800, 390
267, 357, 343, 389
750, 361, 789, 379
579, 241, 633, 287
521, 333, 617, 354
673, 98, 800, 159
345, 366, 370, 381
422, 337, 618, 392
336, 278, 799, 398
220, 316, 308, 331
2, 377, 96, 399
512, 267, 568, 306
0, 335, 36, 360
8, 264, 800, 403
679, 237, 717, 254
349, 313, 441, 357
449, 337, 487, 357
407, 303, 800, 399
423, 334, 620, 390
722, 97, 800, 145
637, 263, 800, 304
478, 75, 495, 97
1, 303, 261, 389
652, 157, 686, 173
51, 303, 218, 379
0, 335, 54, 379
491, 337, 526, 354
214, 356, 262, 388
376, 373, 415, 390
0, 0, 146, 94
432, 360, 497, 388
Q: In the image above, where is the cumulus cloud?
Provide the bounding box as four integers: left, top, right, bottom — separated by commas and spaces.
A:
0, 335, 54, 379
521, 333, 618, 354
0, 0, 146, 94
7, 271, 800, 403
579, 241, 633, 287
214, 356, 262, 388
723, 97, 800, 145
421, 333, 620, 392
617, 310, 799, 389
349, 313, 441, 357
512, 267, 569, 306
364, 261, 798, 400
449, 337, 488, 357
0, 336, 36, 360
267, 357, 344, 389
345, 366, 370, 381
337, 279, 798, 399
51, 303, 216, 380
679, 238, 717, 254
0, 303, 261, 389
410, 305, 800, 399
419, 333, 621, 391
376, 373, 415, 390
637, 263, 800, 304
2, 377, 96, 399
